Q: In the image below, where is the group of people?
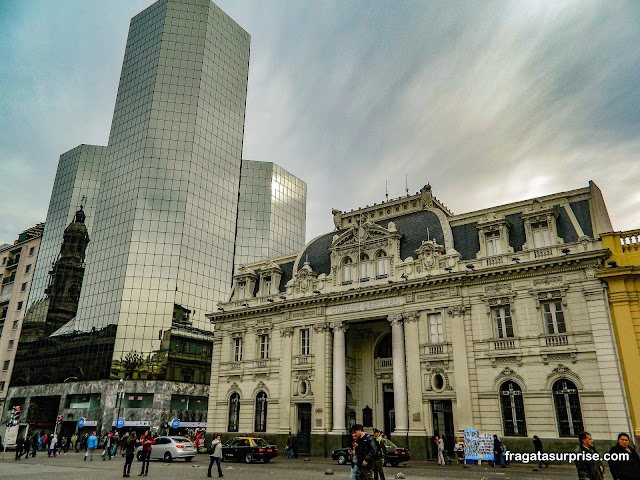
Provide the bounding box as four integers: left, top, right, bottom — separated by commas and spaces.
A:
13, 432, 76, 459
574, 431, 640, 480
348, 425, 389, 480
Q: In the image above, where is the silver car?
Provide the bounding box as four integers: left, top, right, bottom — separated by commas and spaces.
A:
136, 436, 196, 462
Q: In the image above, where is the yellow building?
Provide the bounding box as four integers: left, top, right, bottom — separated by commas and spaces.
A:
598, 230, 640, 441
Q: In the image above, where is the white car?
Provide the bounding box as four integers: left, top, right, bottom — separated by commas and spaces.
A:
136, 436, 196, 462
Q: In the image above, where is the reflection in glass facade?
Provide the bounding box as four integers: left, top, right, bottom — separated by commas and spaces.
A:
25, 145, 104, 316
235, 161, 307, 269
70, 0, 250, 363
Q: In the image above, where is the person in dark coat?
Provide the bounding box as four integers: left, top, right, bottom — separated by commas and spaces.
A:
489, 434, 506, 467
532, 435, 548, 468
14, 436, 24, 460
607, 433, 640, 480
576, 432, 604, 480
351, 424, 377, 480
31, 433, 38, 457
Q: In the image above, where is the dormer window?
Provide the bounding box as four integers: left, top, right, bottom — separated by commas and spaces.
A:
531, 221, 551, 248
342, 257, 354, 284
376, 251, 389, 278
263, 276, 272, 295
485, 231, 502, 256
238, 281, 246, 299
360, 253, 370, 281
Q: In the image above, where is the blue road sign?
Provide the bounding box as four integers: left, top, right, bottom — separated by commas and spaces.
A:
116, 417, 125, 429
78, 417, 85, 428
170, 418, 180, 429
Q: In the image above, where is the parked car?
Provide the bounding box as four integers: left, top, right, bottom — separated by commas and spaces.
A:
222, 436, 278, 463
331, 439, 410, 467
135, 436, 196, 462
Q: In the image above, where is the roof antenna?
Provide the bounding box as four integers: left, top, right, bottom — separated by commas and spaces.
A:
385, 180, 389, 202
405, 175, 409, 197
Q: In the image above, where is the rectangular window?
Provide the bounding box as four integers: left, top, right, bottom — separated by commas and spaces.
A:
29, 247, 35, 256
485, 231, 502, 256
263, 276, 271, 295
234, 337, 243, 361
0, 381, 5, 391
121, 393, 153, 408
531, 221, 551, 248
8, 340, 14, 350
3, 360, 9, 371
543, 301, 566, 334
13, 320, 19, 330
1, 258, 5, 265
259, 334, 269, 359
300, 328, 310, 356
25, 264, 31, 273
21, 282, 28, 292
493, 306, 514, 338
17, 301, 23, 310
428, 313, 444, 344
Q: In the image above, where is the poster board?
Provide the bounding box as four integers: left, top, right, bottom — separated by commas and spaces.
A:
478, 433, 494, 460
463, 428, 479, 460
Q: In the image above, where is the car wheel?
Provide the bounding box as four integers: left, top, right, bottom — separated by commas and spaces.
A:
263, 458, 271, 463
245, 453, 253, 463
337, 453, 347, 465
163, 452, 172, 462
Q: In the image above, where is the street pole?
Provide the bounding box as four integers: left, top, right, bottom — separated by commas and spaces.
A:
115, 378, 123, 433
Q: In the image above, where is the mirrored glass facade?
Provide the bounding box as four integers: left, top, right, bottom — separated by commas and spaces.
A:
235, 161, 307, 269
25, 145, 104, 316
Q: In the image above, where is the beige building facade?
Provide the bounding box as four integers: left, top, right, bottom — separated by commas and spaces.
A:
207, 182, 631, 459
0, 224, 44, 411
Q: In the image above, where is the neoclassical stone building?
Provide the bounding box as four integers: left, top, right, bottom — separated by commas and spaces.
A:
206, 182, 632, 459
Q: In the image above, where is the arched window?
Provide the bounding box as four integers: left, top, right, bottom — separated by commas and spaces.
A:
360, 253, 370, 279
500, 381, 527, 436
228, 392, 240, 432
553, 379, 583, 436
376, 251, 388, 277
375, 333, 392, 359
254, 392, 268, 432
343, 257, 354, 283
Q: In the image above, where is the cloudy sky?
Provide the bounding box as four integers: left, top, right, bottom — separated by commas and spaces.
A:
1, 0, 639, 245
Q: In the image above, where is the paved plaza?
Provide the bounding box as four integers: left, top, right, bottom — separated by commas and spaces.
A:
0, 451, 581, 480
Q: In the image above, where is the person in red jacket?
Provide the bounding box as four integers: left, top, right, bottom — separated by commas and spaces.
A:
138, 431, 155, 477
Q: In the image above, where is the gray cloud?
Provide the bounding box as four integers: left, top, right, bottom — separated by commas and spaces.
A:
2, 0, 640, 244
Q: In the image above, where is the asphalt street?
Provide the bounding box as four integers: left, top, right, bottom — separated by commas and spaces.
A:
0, 451, 580, 480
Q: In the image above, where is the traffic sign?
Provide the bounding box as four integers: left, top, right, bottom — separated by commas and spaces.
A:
78, 417, 85, 428
115, 417, 125, 429
170, 418, 180, 429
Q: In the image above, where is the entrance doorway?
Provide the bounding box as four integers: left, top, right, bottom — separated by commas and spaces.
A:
382, 383, 394, 435
431, 400, 454, 453
297, 403, 312, 454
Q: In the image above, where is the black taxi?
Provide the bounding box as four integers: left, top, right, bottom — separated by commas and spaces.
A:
222, 436, 278, 463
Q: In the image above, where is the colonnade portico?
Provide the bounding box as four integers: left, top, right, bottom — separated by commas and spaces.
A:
329, 314, 409, 435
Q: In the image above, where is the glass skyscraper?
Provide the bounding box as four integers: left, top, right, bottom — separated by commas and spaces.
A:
25, 144, 104, 318
8, 0, 306, 435
235, 161, 307, 269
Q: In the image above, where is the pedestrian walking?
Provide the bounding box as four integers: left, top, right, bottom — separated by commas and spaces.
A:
14, 435, 24, 461
49, 434, 58, 457
351, 424, 377, 480
70, 432, 78, 452
607, 432, 640, 480
575, 431, 604, 480
208, 434, 224, 478
85, 431, 98, 461
489, 434, 506, 468
532, 435, 548, 468
31, 433, 38, 457
138, 430, 155, 476
103, 432, 114, 460
372, 429, 386, 480
122, 431, 137, 478
286, 432, 293, 459
435, 435, 446, 466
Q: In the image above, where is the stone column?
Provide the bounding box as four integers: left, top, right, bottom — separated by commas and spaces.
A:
448, 305, 474, 434
279, 326, 294, 433
330, 321, 348, 433
389, 313, 408, 433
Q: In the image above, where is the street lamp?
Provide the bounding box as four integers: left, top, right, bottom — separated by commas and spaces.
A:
115, 378, 124, 433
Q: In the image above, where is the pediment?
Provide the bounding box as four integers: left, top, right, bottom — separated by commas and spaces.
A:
329, 222, 401, 251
